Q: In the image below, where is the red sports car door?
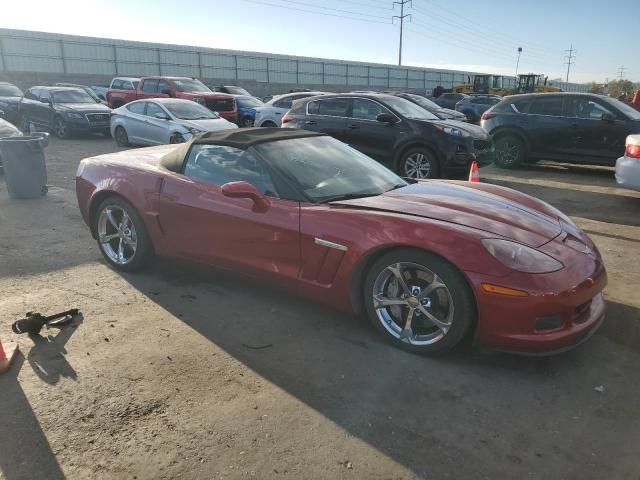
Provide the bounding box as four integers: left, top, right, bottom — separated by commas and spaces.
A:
155, 148, 300, 285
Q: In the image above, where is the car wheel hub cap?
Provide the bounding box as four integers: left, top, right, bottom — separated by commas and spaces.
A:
372, 262, 454, 345
405, 153, 431, 178
97, 206, 138, 265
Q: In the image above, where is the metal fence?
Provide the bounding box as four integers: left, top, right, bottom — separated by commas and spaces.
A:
0, 28, 588, 93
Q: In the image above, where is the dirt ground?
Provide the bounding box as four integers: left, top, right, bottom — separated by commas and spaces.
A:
1, 135, 639, 480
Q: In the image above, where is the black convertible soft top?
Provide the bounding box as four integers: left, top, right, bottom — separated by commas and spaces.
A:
161, 127, 325, 172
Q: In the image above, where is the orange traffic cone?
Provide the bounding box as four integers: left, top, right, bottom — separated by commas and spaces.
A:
468, 160, 480, 183
0, 337, 19, 374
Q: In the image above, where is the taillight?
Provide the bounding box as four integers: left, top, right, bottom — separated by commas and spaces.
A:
281, 112, 292, 125
625, 143, 640, 158
481, 111, 496, 121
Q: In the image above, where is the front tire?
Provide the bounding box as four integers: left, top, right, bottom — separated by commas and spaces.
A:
169, 133, 185, 144
261, 120, 277, 127
53, 116, 69, 139
364, 249, 476, 354
94, 197, 153, 272
114, 126, 129, 147
398, 147, 440, 179
494, 135, 526, 168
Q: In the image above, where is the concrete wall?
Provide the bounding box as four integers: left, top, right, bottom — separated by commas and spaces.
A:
0, 28, 589, 95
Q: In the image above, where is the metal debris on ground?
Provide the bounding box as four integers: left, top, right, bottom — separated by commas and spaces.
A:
11, 308, 81, 335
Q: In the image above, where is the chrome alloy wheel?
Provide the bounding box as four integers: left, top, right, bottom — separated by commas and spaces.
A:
54, 117, 67, 138
97, 206, 138, 265
404, 152, 432, 178
372, 262, 454, 345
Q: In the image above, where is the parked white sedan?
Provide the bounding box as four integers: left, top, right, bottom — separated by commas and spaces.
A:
615, 134, 640, 191
254, 91, 325, 127
110, 98, 237, 146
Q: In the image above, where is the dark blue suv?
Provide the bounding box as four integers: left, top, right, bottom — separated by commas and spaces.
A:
455, 95, 501, 123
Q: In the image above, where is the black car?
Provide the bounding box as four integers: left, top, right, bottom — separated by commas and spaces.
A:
0, 82, 24, 126
481, 93, 640, 168
390, 92, 468, 122
432, 93, 469, 110
284, 93, 493, 179
19, 86, 112, 138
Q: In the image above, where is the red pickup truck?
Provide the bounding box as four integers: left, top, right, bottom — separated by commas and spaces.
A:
106, 76, 237, 122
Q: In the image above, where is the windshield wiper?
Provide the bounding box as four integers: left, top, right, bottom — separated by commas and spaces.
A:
319, 192, 381, 203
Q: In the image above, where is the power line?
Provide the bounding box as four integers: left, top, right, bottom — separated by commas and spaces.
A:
341, 0, 392, 10
564, 45, 576, 83
417, 0, 557, 56
241, 0, 391, 24
408, 6, 556, 64
393, 0, 412, 66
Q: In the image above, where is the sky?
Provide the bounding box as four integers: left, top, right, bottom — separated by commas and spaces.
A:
1, 0, 637, 83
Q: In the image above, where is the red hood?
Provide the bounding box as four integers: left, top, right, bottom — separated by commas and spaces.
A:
180, 92, 234, 100
332, 180, 563, 247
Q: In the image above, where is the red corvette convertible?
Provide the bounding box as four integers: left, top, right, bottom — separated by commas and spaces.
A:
76, 128, 607, 355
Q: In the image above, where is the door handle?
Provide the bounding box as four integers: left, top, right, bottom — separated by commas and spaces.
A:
347, 124, 360, 129
275, 112, 282, 115
305, 120, 316, 126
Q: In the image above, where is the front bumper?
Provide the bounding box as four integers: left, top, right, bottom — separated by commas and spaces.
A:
615, 156, 640, 191
469, 239, 608, 354
65, 114, 110, 133
443, 137, 494, 173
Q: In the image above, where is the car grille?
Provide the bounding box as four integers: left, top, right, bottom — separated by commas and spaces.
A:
206, 99, 235, 112
85, 113, 110, 124
473, 139, 493, 152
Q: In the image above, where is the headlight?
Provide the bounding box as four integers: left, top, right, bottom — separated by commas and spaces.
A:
187, 127, 205, 134
481, 238, 563, 273
434, 124, 466, 137
193, 98, 205, 105
65, 112, 84, 119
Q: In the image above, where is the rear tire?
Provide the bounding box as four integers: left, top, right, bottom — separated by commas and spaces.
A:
494, 134, 526, 168
364, 249, 476, 355
398, 147, 440, 179
20, 115, 31, 133
114, 126, 129, 147
93, 196, 153, 272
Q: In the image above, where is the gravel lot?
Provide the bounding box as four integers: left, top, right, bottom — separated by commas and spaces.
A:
1, 135, 639, 480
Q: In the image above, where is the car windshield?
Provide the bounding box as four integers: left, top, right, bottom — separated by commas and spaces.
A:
173, 79, 211, 93
164, 101, 218, 120
0, 84, 23, 96
52, 90, 95, 103
604, 97, 640, 120
236, 96, 264, 108
225, 86, 250, 95
405, 94, 440, 111
382, 96, 439, 121
254, 136, 407, 203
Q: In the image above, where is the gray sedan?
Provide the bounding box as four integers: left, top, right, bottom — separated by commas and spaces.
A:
110, 98, 237, 147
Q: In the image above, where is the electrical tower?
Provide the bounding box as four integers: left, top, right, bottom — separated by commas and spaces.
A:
393, 0, 412, 66
618, 65, 626, 80
564, 45, 576, 83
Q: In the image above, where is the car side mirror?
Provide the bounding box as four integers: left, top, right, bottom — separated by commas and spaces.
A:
376, 113, 396, 124
40, 97, 51, 104
154, 112, 170, 120
161, 89, 173, 97
601, 112, 616, 122
221, 181, 270, 212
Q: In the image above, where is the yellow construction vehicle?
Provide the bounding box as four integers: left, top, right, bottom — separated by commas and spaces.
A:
514, 74, 562, 94
453, 75, 512, 96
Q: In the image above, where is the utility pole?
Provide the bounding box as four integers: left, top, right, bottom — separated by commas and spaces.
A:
618, 65, 626, 80
515, 47, 522, 77
393, 0, 411, 66
564, 45, 576, 83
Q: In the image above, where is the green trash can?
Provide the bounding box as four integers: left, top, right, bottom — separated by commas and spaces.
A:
0, 132, 49, 199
